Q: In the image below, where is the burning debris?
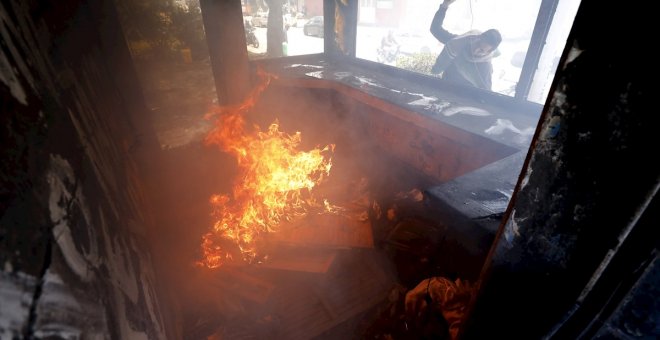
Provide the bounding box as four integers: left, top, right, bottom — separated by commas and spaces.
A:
405, 277, 474, 339
359, 277, 474, 340
179, 67, 457, 339
198, 69, 338, 268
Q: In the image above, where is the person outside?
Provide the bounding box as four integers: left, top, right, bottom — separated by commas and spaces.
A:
429, 0, 502, 90
379, 30, 400, 63
381, 30, 399, 50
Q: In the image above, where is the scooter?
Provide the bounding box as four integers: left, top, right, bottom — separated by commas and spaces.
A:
377, 44, 400, 64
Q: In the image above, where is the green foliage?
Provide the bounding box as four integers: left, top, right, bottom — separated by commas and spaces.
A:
170, 1, 208, 60
115, 0, 207, 61
395, 52, 438, 76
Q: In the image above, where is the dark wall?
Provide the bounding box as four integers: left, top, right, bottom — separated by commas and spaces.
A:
460, 1, 658, 339
0, 0, 174, 338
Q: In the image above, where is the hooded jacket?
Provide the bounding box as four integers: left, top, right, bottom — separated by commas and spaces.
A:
430, 5, 499, 90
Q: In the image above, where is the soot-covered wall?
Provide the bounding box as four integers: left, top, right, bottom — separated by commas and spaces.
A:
460, 1, 658, 339
1, 0, 173, 338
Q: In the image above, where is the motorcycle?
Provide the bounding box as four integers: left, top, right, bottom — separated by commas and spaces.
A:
376, 44, 400, 64
245, 22, 259, 48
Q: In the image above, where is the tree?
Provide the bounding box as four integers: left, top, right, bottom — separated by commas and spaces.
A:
115, 0, 207, 60
265, 0, 286, 57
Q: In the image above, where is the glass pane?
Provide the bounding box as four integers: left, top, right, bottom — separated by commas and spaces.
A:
242, 0, 323, 59
527, 0, 582, 104
356, 0, 547, 97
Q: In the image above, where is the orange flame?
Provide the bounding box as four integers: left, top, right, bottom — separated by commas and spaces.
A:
198, 69, 335, 268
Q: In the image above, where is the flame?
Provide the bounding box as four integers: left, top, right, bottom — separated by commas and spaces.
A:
198, 69, 335, 268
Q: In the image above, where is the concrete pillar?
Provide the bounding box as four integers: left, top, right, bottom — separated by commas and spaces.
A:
200, 0, 251, 105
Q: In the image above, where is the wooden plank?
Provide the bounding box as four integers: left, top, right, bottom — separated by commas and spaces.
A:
258, 250, 395, 339
256, 249, 337, 274
273, 213, 374, 249
267, 284, 334, 339
318, 254, 391, 317
207, 267, 275, 304
313, 289, 339, 320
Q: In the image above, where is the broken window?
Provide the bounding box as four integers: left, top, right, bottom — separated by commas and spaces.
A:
241, 0, 324, 59
356, 0, 581, 103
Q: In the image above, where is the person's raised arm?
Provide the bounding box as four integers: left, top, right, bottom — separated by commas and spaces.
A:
430, 0, 458, 43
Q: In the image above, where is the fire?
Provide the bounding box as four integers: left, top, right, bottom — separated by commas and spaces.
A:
198, 69, 335, 268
